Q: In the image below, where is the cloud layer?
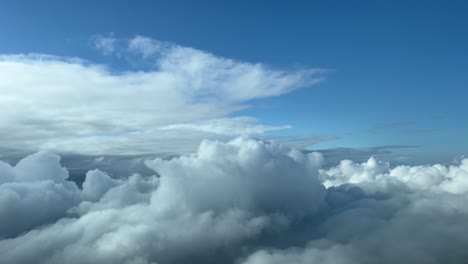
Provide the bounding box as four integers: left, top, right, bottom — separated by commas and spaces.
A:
1, 138, 468, 264
0, 37, 323, 157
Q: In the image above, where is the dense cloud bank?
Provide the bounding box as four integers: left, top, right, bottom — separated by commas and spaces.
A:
1, 138, 468, 264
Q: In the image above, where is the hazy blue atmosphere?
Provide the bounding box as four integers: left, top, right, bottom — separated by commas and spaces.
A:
1, 1, 467, 264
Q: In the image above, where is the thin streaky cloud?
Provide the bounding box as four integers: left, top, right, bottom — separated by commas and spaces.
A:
0, 36, 325, 157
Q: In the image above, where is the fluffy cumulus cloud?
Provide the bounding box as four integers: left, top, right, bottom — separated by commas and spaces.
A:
0, 152, 80, 238
1, 138, 468, 264
242, 157, 468, 264
0, 138, 323, 263
0, 36, 324, 157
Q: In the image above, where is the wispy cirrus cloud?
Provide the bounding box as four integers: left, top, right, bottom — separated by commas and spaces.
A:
157, 117, 292, 135
91, 34, 117, 55
0, 36, 325, 156
263, 134, 339, 149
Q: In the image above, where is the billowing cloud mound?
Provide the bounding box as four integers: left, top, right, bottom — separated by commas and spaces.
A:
0, 152, 81, 238
1, 138, 468, 264
145, 137, 325, 216
0, 138, 324, 264
243, 158, 468, 264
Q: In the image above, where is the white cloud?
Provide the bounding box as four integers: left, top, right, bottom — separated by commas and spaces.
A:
241, 241, 358, 264
144, 137, 325, 216
320, 157, 468, 194
92, 35, 117, 55
241, 156, 468, 264
0, 37, 323, 156
157, 117, 292, 135
1, 138, 468, 263
128, 35, 170, 58
0, 137, 325, 263
0, 152, 80, 238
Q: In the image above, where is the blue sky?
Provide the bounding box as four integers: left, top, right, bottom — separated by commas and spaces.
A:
1, 0, 467, 164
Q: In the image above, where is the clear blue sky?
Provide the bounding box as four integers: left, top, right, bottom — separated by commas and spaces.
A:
1, 0, 467, 163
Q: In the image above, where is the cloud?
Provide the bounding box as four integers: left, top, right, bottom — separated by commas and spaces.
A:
92, 35, 117, 55
282, 134, 339, 149
128, 35, 171, 59
241, 242, 358, 264
157, 117, 292, 135
0, 137, 325, 263
319, 157, 468, 193
0, 36, 324, 157
310, 145, 419, 165
242, 158, 468, 264
0, 152, 80, 238
1, 138, 468, 264
144, 137, 325, 216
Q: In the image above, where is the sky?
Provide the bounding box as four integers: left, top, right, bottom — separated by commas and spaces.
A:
1, 0, 467, 164
2, 1, 468, 264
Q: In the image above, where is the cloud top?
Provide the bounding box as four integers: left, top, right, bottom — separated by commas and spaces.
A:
1, 138, 468, 263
